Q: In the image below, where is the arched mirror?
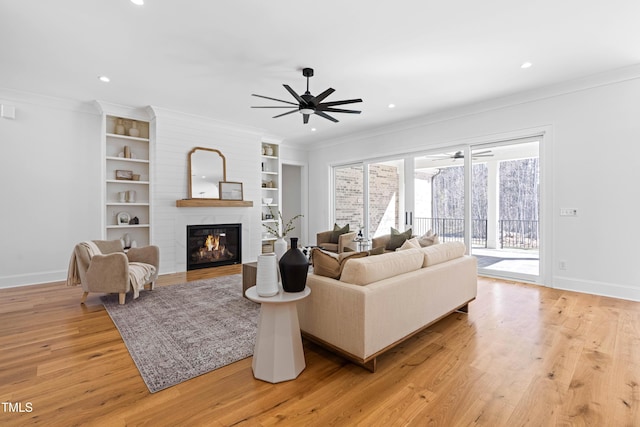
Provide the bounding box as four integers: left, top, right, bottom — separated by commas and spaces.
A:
188, 147, 227, 199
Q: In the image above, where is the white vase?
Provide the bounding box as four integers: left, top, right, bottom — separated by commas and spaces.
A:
274, 237, 287, 262
115, 119, 125, 135
256, 253, 279, 297
128, 121, 140, 137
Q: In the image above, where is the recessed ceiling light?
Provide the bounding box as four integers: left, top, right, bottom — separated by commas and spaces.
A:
98, 75, 110, 83
388, 104, 396, 109
521, 62, 533, 69
130, 0, 144, 5
311, 128, 317, 132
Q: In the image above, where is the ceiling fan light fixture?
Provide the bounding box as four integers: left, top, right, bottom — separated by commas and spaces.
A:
251, 67, 362, 124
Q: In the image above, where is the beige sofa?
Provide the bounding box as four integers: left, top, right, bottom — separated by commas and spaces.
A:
297, 242, 477, 371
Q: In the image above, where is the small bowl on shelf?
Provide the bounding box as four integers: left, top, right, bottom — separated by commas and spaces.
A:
262, 198, 273, 205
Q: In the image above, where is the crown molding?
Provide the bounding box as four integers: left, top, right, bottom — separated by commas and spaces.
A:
0, 87, 97, 115
306, 63, 640, 152
148, 105, 265, 137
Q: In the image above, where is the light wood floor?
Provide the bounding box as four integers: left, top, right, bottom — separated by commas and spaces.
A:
1, 267, 639, 426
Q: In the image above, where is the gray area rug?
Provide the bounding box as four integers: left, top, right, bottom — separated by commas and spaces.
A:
101, 274, 259, 393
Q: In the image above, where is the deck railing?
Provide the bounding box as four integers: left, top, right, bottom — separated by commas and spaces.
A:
413, 217, 539, 249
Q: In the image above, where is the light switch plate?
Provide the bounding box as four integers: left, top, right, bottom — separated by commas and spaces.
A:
1, 104, 16, 119
560, 208, 578, 216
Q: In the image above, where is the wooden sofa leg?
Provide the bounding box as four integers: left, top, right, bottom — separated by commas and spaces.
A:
363, 358, 377, 373
118, 293, 126, 305
80, 292, 89, 304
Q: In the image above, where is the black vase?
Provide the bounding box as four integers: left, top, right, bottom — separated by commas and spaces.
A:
279, 237, 308, 293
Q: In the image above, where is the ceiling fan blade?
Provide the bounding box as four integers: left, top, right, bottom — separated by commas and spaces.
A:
317, 107, 361, 114
313, 88, 335, 104
251, 106, 301, 108
272, 109, 298, 119
315, 111, 339, 123
303, 114, 310, 124
251, 94, 298, 106
318, 98, 363, 107
283, 84, 306, 105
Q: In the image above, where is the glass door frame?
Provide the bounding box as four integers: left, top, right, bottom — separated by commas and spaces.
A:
330, 130, 551, 287
466, 137, 543, 284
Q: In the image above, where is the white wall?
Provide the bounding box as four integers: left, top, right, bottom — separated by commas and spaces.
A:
0, 90, 102, 287
306, 76, 640, 301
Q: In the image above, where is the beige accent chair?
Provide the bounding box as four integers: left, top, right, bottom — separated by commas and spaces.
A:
316, 230, 357, 253
70, 240, 159, 305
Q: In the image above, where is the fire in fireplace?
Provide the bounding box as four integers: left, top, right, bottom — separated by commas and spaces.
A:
187, 223, 241, 270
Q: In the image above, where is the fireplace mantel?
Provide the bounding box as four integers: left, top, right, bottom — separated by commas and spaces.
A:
176, 199, 253, 208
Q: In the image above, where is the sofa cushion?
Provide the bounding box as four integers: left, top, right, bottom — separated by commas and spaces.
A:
386, 227, 412, 251
421, 241, 466, 267
330, 223, 350, 243
340, 248, 423, 286
311, 249, 368, 279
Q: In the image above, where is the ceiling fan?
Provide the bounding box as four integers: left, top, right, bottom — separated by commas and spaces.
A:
251, 68, 362, 124
429, 150, 494, 161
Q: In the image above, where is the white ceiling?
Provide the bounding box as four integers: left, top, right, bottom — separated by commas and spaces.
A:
2, 1, 640, 146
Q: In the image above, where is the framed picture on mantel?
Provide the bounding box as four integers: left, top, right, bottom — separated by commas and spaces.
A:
219, 181, 244, 201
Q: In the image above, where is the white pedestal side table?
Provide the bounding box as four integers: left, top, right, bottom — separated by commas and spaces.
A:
245, 286, 311, 383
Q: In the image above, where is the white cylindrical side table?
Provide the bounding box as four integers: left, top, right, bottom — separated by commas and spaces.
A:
245, 286, 311, 383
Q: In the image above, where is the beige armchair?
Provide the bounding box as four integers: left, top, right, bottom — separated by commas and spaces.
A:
68, 240, 159, 305
316, 230, 358, 253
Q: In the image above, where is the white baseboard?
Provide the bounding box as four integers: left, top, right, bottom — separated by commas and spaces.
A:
553, 276, 640, 302
0, 270, 66, 289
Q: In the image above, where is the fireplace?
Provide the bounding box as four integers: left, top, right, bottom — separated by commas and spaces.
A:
187, 223, 242, 270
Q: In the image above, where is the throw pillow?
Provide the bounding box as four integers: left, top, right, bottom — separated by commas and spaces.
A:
368, 246, 385, 255
417, 230, 440, 247
311, 248, 368, 279
397, 237, 420, 251
330, 223, 350, 244
386, 227, 412, 251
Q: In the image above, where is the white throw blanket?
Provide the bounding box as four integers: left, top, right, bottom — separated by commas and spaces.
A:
128, 262, 156, 299
66, 241, 101, 287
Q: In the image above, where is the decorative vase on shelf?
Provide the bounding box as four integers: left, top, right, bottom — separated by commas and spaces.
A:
115, 119, 125, 135
265, 145, 274, 156
274, 237, 287, 262
279, 237, 308, 293
255, 253, 279, 297
128, 121, 140, 137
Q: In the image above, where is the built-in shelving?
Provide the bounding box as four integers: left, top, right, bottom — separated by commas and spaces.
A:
261, 142, 281, 253
100, 112, 153, 248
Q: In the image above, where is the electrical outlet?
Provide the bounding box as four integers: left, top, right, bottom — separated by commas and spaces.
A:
559, 260, 567, 270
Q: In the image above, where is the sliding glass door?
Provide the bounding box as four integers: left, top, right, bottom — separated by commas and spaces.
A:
332, 137, 542, 284
333, 159, 405, 241
471, 140, 540, 281
413, 151, 466, 242
334, 164, 364, 233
